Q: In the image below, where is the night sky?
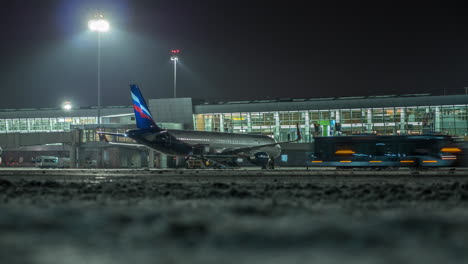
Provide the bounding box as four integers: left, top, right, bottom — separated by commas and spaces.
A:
1, 0, 467, 109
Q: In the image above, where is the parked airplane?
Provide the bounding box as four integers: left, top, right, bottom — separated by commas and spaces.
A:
98, 84, 300, 168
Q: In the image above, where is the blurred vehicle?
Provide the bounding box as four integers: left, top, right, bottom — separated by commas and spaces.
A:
33, 156, 70, 168
310, 135, 462, 167
34, 156, 59, 168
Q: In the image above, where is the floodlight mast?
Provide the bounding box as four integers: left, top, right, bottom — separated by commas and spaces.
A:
170, 49, 180, 98
88, 16, 110, 125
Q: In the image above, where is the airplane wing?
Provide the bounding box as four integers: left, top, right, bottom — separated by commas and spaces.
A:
106, 142, 148, 148
222, 124, 301, 155
97, 131, 127, 142
97, 131, 127, 138
97, 131, 147, 148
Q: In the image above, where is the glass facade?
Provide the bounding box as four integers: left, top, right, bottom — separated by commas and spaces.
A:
0, 117, 97, 133
194, 105, 468, 142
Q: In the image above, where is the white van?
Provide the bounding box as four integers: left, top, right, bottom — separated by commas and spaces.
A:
34, 156, 59, 168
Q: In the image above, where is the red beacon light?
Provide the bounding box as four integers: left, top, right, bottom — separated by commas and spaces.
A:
171, 49, 180, 54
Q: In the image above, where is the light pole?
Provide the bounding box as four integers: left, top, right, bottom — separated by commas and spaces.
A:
88, 16, 110, 125
170, 49, 180, 98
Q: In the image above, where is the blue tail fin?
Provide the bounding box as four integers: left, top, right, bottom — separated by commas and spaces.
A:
130, 84, 161, 130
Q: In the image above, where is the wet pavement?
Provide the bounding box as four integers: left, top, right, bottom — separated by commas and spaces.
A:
1, 169, 468, 263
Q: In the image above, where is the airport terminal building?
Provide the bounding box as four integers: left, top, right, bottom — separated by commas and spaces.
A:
1, 93, 467, 167
193, 94, 468, 142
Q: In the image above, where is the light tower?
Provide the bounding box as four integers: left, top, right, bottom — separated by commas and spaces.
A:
170, 49, 180, 98
88, 15, 110, 125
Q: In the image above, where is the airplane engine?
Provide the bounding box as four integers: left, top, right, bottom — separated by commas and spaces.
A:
249, 151, 270, 168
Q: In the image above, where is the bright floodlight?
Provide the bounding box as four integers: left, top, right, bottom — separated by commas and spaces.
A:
171, 56, 178, 61
88, 19, 110, 32
62, 101, 72, 111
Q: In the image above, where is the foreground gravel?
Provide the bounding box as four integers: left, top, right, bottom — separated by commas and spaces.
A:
1, 173, 468, 264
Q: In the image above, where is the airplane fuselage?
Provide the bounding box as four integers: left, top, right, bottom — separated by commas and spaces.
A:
126, 128, 281, 159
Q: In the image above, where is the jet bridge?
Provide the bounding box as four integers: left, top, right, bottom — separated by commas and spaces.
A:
0, 124, 180, 168
0, 132, 73, 148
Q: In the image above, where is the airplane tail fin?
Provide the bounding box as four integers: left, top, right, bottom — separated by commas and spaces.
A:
130, 84, 161, 131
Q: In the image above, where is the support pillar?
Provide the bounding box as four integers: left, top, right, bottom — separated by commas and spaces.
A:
246, 113, 252, 132
335, 110, 341, 123
367, 108, 373, 133
304, 112, 310, 142
219, 114, 224, 132
77, 146, 84, 168
435, 106, 441, 132
274, 112, 280, 139
160, 153, 167, 169
400, 108, 406, 134
69, 129, 79, 168
335, 110, 340, 136
205, 115, 212, 131
69, 145, 76, 168
148, 150, 155, 168
97, 148, 103, 168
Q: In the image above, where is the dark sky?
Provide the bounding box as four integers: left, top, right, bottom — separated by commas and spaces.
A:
1, 0, 468, 108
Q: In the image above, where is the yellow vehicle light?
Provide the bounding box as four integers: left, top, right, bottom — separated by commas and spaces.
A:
335, 150, 355, 155
369, 160, 382, 163
340, 160, 352, 163
422, 160, 438, 163
311, 160, 323, 163
441, 148, 462, 153
400, 160, 414, 163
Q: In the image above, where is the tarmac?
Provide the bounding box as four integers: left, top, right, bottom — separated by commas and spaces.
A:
1, 167, 468, 264
1, 166, 468, 177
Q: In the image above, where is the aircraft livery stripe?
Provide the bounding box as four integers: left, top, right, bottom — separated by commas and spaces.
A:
131, 92, 153, 118
133, 105, 153, 120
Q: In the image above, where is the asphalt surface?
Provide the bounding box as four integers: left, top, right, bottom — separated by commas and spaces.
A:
1, 168, 468, 264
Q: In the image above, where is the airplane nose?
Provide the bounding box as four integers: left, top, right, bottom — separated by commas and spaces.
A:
275, 144, 282, 156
